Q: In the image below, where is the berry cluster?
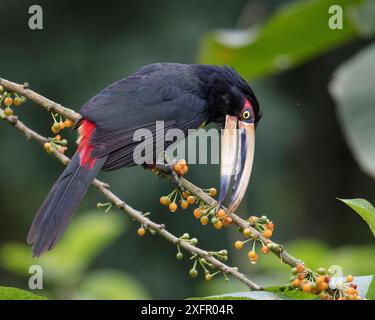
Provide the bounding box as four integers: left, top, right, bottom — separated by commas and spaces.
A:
234, 216, 275, 264
289, 264, 362, 300
0, 86, 26, 117
50, 112, 74, 134
175, 233, 232, 281
172, 159, 189, 177
43, 134, 68, 155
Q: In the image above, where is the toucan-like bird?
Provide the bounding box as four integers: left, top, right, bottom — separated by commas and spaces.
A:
27, 63, 261, 257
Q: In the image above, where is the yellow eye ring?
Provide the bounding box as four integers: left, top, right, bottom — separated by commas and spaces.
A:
242, 110, 251, 119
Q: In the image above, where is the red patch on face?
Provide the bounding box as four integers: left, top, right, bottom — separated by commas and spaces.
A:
77, 119, 96, 169
243, 98, 252, 110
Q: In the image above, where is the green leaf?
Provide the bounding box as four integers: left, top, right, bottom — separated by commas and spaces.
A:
199, 0, 375, 79
0, 286, 47, 300
338, 198, 375, 237
189, 285, 318, 300
330, 42, 375, 179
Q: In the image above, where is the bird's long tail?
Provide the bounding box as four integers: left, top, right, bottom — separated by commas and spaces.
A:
27, 152, 107, 257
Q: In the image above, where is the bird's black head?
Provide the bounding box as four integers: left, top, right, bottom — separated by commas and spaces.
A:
195, 64, 261, 127
195, 64, 261, 214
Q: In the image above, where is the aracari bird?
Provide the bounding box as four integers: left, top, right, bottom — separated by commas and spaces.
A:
27, 63, 261, 257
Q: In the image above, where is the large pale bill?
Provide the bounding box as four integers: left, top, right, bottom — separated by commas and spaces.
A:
217, 115, 238, 207
227, 121, 255, 213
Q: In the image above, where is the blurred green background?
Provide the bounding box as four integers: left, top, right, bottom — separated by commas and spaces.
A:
0, 0, 374, 299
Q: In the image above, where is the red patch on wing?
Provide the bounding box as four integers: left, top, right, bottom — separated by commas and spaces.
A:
77, 119, 96, 169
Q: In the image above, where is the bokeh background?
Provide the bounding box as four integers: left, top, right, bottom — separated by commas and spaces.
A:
0, 0, 374, 299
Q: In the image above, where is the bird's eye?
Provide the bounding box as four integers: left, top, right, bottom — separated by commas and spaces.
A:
242, 110, 251, 119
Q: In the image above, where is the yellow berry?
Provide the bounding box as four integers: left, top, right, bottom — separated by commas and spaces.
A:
160, 196, 170, 206
216, 209, 226, 219
213, 220, 223, 230
180, 200, 188, 209
137, 227, 146, 236
200, 216, 208, 225
262, 229, 272, 238
208, 188, 217, 197
248, 250, 257, 260
169, 202, 177, 212
234, 241, 243, 250
243, 228, 252, 237
346, 274, 353, 283
187, 196, 195, 205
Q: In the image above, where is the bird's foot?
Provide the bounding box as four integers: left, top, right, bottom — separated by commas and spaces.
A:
156, 158, 189, 191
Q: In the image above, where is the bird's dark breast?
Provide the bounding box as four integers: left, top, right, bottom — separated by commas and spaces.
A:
79, 63, 208, 170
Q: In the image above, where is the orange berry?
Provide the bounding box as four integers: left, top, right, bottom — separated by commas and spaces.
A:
59, 122, 65, 130
169, 202, 177, 212
243, 228, 251, 237
292, 278, 301, 288
64, 119, 74, 128
348, 294, 358, 300
216, 209, 226, 219
248, 250, 257, 260
43, 142, 52, 152
234, 241, 243, 250
4, 96, 13, 107
200, 216, 208, 225
213, 220, 223, 230
298, 273, 305, 280
55, 134, 62, 141
296, 263, 305, 273
346, 287, 357, 295
137, 227, 146, 236
261, 246, 269, 254
262, 229, 272, 238
187, 196, 196, 205
180, 199, 188, 209
208, 188, 217, 197
223, 216, 233, 226
346, 274, 353, 283
302, 283, 312, 292
266, 221, 274, 231
173, 163, 182, 173
183, 165, 189, 174
318, 281, 328, 291
182, 191, 190, 198
14, 97, 22, 106
315, 276, 325, 285
193, 208, 201, 219
177, 159, 187, 166
160, 196, 170, 206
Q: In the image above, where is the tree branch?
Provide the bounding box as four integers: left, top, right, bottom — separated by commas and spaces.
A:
0, 78, 264, 291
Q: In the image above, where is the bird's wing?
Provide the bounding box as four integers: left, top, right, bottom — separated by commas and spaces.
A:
78, 64, 208, 169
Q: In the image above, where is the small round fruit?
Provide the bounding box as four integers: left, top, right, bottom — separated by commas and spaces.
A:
234, 241, 243, 250
4, 107, 13, 116
137, 227, 146, 236
291, 278, 301, 288
183, 165, 189, 174
315, 276, 325, 285
318, 281, 328, 291
54, 134, 62, 141
187, 196, 195, 205
243, 228, 251, 237
346, 274, 353, 283
64, 119, 74, 128
208, 188, 217, 197
189, 269, 198, 278
302, 282, 312, 292
160, 196, 170, 206
266, 221, 274, 231
173, 163, 182, 173
200, 216, 208, 225
216, 209, 226, 219
205, 273, 213, 281
213, 220, 223, 230
317, 267, 326, 275
261, 246, 269, 254
4, 97, 13, 107
248, 250, 257, 260
176, 252, 184, 260
262, 229, 272, 238
296, 263, 305, 273
180, 200, 188, 209
291, 267, 298, 275
14, 97, 22, 106
44, 142, 52, 152
193, 208, 201, 219
182, 191, 190, 198
51, 123, 60, 134
346, 287, 357, 295
177, 159, 187, 166
223, 216, 232, 226
169, 202, 177, 212
59, 122, 65, 130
